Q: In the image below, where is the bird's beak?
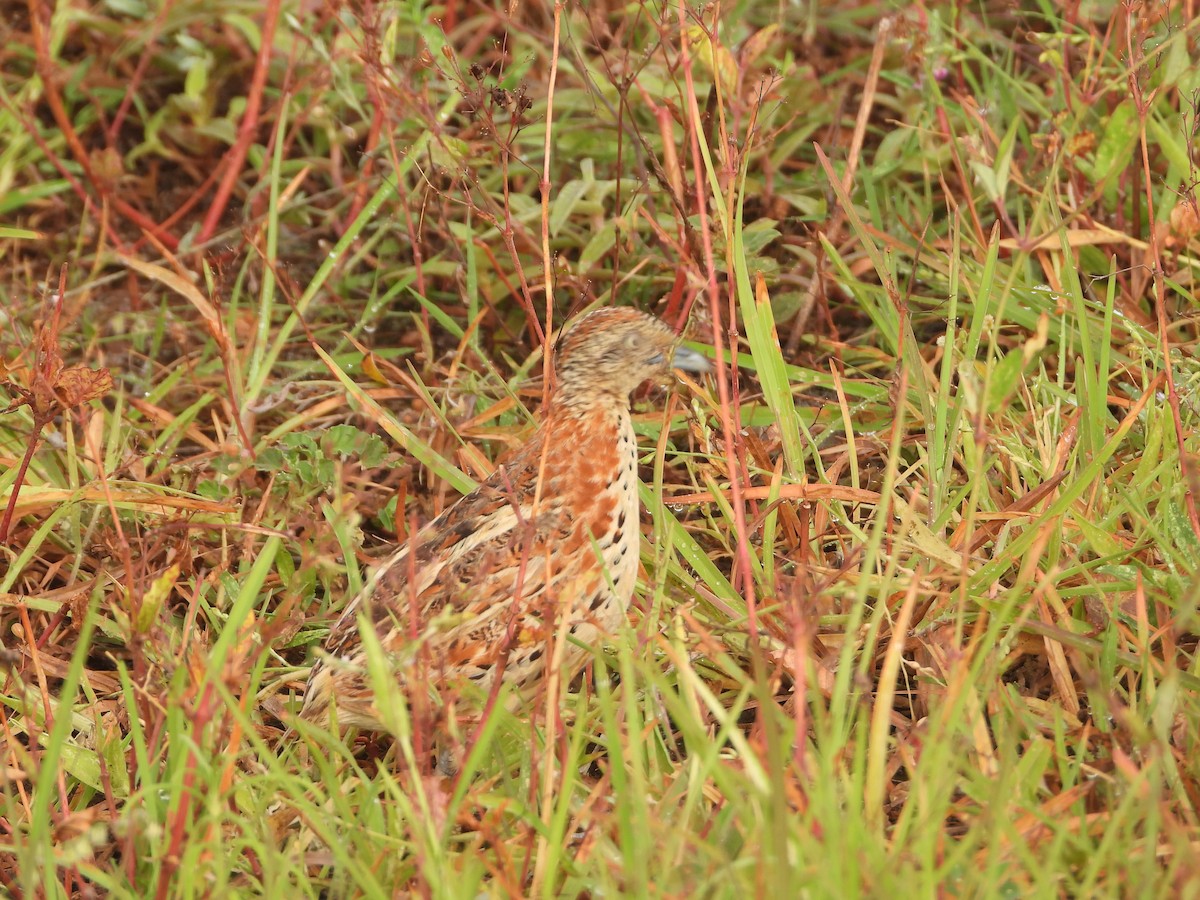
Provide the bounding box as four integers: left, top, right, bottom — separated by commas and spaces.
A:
670, 345, 711, 374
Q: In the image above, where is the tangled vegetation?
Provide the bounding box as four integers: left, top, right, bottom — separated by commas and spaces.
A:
1, 0, 1199, 895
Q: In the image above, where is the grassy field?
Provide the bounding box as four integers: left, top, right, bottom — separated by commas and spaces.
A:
2, 0, 1200, 896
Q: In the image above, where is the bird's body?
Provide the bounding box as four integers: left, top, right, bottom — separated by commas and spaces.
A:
301, 307, 706, 732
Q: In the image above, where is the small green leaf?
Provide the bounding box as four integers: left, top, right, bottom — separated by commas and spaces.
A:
579, 220, 617, 270
1088, 101, 1138, 188
359, 434, 388, 468
256, 448, 285, 471
57, 742, 104, 793
986, 348, 1025, 412
324, 424, 362, 459
0, 226, 44, 240
183, 55, 209, 104
740, 218, 780, 254
275, 542, 296, 583
1160, 500, 1200, 556
137, 564, 179, 634
378, 495, 399, 534
549, 178, 592, 236
196, 480, 230, 501
280, 432, 317, 454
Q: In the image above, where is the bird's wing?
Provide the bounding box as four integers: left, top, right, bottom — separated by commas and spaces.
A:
320, 478, 591, 681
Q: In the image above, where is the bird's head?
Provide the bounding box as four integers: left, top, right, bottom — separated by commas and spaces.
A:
553, 308, 709, 401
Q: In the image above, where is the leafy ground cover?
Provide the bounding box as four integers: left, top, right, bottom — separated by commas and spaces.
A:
2, 0, 1199, 896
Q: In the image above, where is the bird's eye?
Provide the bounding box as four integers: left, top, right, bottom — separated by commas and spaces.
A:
623, 332, 642, 350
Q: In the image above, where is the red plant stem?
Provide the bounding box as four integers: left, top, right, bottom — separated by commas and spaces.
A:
155, 753, 196, 900
155, 677, 219, 900
674, 4, 758, 634
0, 419, 45, 544
1125, 9, 1200, 541
32, 609, 68, 652
198, 0, 283, 243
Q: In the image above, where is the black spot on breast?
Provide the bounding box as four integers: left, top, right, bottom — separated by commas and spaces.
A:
528, 648, 543, 662
589, 593, 606, 611
617, 510, 627, 529
612, 529, 623, 545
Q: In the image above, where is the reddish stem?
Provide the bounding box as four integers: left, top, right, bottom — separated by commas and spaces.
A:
198, 0, 283, 243
0, 417, 46, 544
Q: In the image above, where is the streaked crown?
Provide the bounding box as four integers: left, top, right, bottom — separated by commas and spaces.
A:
554, 308, 697, 399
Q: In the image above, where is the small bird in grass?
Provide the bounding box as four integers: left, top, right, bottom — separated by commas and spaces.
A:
300, 307, 709, 736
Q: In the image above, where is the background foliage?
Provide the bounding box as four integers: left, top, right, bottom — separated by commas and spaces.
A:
2, 0, 1199, 895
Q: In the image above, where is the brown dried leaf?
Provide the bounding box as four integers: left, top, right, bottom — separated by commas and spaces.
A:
740, 24, 780, 68
1169, 200, 1200, 241
1065, 130, 1095, 157
360, 351, 390, 385
55, 366, 114, 408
